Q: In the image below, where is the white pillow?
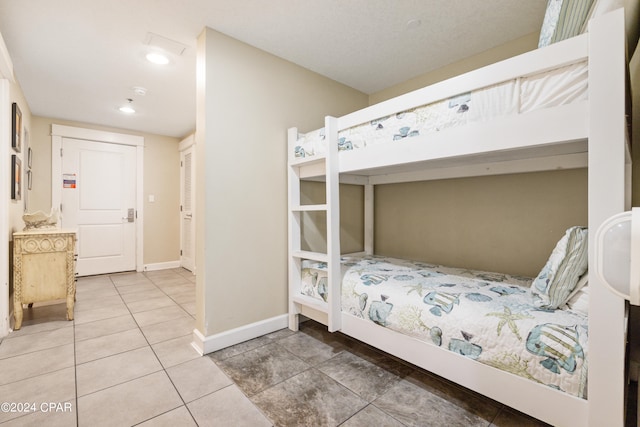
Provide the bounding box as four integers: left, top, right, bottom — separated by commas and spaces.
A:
564, 272, 589, 301
532, 226, 588, 309
538, 0, 596, 48
539, 0, 564, 47
566, 284, 589, 316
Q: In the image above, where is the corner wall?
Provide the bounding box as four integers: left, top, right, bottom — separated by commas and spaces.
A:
195, 28, 368, 342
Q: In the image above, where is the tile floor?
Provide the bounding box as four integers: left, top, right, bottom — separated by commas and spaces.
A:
0, 268, 554, 426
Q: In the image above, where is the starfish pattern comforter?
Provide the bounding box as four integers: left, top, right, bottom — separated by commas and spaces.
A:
300, 255, 588, 398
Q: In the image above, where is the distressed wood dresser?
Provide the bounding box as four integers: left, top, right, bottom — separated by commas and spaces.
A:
12, 229, 76, 330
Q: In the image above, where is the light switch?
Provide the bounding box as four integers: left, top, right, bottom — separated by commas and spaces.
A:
148, 194, 155, 202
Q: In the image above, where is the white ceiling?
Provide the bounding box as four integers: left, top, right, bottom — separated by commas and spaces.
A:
0, 0, 547, 138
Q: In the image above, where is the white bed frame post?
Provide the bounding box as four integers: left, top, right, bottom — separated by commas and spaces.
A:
587, 8, 628, 427
287, 118, 341, 332
287, 127, 303, 331
364, 183, 374, 255
325, 116, 342, 332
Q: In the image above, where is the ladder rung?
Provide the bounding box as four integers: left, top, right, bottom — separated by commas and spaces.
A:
292, 294, 328, 313
291, 204, 327, 212
291, 250, 328, 263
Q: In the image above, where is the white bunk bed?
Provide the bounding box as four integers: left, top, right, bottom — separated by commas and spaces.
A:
287, 9, 630, 427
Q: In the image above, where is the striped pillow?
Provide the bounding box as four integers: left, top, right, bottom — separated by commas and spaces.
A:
579, 0, 625, 33
538, 0, 595, 48
532, 226, 588, 309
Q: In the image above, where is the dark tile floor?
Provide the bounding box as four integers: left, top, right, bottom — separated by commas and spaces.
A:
210, 320, 551, 427
627, 381, 638, 427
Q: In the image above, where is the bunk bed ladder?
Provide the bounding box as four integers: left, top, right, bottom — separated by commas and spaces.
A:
288, 117, 341, 332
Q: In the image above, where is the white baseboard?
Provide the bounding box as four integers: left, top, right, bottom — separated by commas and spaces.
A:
143, 261, 181, 272
191, 314, 288, 355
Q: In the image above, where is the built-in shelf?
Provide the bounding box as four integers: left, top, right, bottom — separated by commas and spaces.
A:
290, 204, 327, 212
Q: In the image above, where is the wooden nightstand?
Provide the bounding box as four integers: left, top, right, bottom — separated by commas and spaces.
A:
12, 229, 76, 330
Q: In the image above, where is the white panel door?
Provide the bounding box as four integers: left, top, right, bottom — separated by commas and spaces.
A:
61, 138, 137, 276
180, 146, 195, 272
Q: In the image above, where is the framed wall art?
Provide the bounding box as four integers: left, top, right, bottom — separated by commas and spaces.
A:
12, 102, 21, 152
11, 154, 21, 200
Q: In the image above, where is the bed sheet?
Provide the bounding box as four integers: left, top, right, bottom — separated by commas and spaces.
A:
300, 255, 588, 399
293, 61, 588, 159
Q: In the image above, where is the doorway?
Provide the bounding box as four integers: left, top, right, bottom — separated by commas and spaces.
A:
51, 125, 144, 276
179, 135, 195, 273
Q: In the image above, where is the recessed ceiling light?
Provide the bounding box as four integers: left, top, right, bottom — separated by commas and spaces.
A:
119, 99, 136, 114
146, 52, 169, 65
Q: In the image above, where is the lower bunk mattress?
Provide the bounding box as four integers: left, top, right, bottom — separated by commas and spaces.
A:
300, 255, 588, 399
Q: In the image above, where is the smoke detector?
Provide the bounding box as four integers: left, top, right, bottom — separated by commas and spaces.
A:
132, 86, 147, 96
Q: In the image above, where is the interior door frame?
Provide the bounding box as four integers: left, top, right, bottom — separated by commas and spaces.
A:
179, 134, 196, 273
51, 124, 144, 273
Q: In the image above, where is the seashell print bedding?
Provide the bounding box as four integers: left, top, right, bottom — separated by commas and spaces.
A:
293, 61, 588, 160
300, 255, 588, 398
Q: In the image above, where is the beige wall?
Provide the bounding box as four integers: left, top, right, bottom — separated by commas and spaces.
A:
8, 81, 31, 234
375, 169, 587, 277
28, 116, 181, 266
140, 132, 181, 265
5, 78, 32, 329
369, 32, 539, 105
195, 28, 368, 335
300, 182, 364, 255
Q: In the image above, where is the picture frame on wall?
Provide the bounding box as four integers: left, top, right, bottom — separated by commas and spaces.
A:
11, 154, 21, 200
26, 128, 31, 167
12, 102, 21, 152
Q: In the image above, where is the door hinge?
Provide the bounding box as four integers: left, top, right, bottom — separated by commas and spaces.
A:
60, 148, 63, 157
180, 250, 183, 256
60, 203, 63, 213
180, 205, 183, 212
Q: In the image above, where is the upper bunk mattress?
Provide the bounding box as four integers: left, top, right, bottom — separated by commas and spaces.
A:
293, 60, 588, 159
301, 255, 588, 399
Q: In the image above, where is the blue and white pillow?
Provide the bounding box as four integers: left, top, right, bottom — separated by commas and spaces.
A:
532, 226, 588, 309
538, 0, 595, 48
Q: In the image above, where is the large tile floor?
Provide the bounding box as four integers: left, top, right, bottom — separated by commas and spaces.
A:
0, 268, 553, 426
